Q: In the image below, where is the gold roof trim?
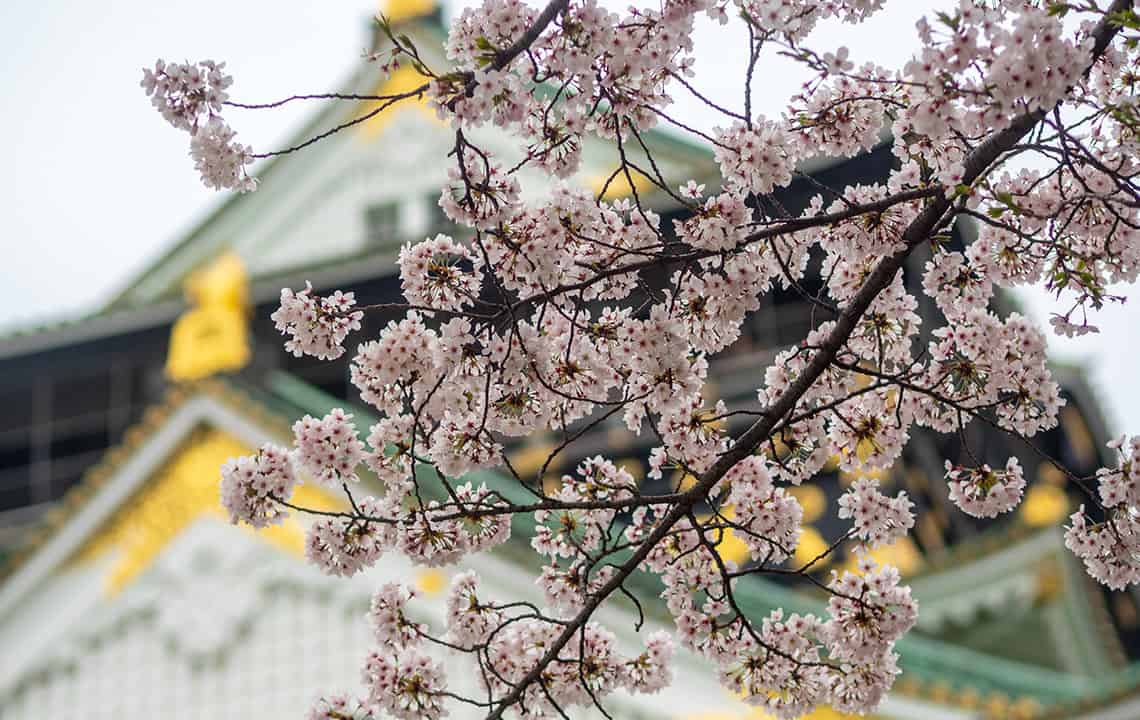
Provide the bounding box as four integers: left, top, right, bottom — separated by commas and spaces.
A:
0, 379, 294, 583
892, 674, 1043, 719
381, 0, 436, 24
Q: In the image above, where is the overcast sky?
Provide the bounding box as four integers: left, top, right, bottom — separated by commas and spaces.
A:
1, 0, 1135, 434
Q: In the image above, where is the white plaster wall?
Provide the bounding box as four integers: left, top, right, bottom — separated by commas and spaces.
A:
0, 512, 973, 720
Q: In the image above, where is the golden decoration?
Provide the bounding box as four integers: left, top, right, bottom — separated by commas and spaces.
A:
928, 681, 954, 704
792, 526, 830, 570
589, 170, 656, 201
983, 693, 1011, 719
1009, 697, 1043, 719
1021, 484, 1069, 528
357, 65, 440, 139
70, 428, 342, 595
415, 569, 447, 595
508, 440, 558, 477
842, 536, 924, 577
380, 0, 436, 24
787, 485, 826, 523
165, 252, 251, 382
1034, 558, 1063, 602
957, 687, 982, 710
697, 505, 751, 567
1038, 463, 1066, 486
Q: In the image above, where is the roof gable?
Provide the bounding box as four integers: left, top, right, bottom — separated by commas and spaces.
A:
106, 15, 716, 312
0, 381, 298, 618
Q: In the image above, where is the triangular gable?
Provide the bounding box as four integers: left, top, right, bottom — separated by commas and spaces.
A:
106, 15, 717, 312
0, 382, 300, 683
0, 377, 784, 720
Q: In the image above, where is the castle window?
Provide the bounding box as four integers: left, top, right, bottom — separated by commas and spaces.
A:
364, 201, 400, 246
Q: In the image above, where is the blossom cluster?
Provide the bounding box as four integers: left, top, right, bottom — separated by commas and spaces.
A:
722, 456, 803, 564
220, 406, 513, 576
1067, 437, 1140, 590
141, 0, 1140, 716
837, 477, 915, 549
944, 458, 1026, 519
714, 120, 796, 196
305, 496, 395, 577
398, 234, 481, 311
895, 2, 1092, 183
348, 571, 675, 720
741, 0, 886, 42
293, 408, 365, 486
916, 311, 1062, 437
140, 59, 256, 191
532, 457, 636, 613
220, 443, 296, 528
271, 283, 364, 361
649, 507, 916, 719
140, 59, 231, 132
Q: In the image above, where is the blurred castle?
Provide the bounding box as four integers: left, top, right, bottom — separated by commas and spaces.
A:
2, 5, 1139, 719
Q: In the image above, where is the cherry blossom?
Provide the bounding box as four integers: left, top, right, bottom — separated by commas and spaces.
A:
362, 647, 448, 720
292, 409, 366, 487
714, 120, 796, 196
189, 117, 256, 192
945, 458, 1026, 518
305, 496, 396, 577
306, 694, 373, 720
140, 59, 232, 132
838, 477, 915, 549
398, 234, 481, 311
141, 59, 255, 192
220, 443, 296, 528
141, 0, 1140, 716
271, 283, 363, 361
370, 582, 426, 649
446, 571, 502, 648
1067, 436, 1140, 589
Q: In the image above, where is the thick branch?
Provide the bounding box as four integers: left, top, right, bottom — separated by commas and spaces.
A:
482, 3, 1132, 716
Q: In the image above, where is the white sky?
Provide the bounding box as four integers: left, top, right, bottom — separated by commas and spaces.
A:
1, 0, 1135, 434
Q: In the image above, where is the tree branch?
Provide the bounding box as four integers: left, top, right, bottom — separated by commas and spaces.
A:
482, 3, 1133, 715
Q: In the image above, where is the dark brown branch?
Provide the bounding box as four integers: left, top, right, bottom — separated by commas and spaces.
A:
482, 4, 1133, 715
